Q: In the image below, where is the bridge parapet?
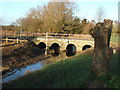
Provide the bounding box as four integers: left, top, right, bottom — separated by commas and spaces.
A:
32, 37, 94, 52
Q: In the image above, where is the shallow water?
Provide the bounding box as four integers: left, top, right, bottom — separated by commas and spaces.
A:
2, 51, 70, 83
3, 61, 45, 83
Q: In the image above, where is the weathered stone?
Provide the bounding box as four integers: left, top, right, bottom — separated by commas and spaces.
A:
32, 36, 94, 52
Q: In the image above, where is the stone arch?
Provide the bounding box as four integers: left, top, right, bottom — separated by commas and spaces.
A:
49, 43, 60, 57
49, 43, 60, 50
38, 42, 46, 49
82, 45, 92, 51
66, 44, 77, 56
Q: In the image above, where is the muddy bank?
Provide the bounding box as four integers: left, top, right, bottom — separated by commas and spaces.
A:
2, 41, 50, 75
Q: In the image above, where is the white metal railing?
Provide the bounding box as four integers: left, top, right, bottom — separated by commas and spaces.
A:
2, 31, 92, 38
34, 33, 90, 36
2, 38, 28, 43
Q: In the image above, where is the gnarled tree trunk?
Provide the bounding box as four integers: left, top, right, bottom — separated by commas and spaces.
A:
90, 19, 113, 76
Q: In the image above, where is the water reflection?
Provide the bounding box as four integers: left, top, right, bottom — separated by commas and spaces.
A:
49, 43, 60, 57
3, 61, 45, 83
66, 44, 76, 56
51, 49, 60, 57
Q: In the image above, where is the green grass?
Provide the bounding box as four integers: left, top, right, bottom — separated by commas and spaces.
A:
111, 36, 119, 43
88, 54, 120, 88
111, 33, 119, 43
3, 53, 120, 88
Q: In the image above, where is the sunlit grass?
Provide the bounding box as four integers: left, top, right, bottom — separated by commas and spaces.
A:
111, 33, 119, 43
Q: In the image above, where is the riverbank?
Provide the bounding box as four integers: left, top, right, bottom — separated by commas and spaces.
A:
3, 49, 120, 88
2, 41, 50, 75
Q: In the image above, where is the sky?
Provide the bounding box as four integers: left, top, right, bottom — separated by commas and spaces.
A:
0, 0, 119, 25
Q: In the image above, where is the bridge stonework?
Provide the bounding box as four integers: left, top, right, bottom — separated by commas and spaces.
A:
32, 37, 94, 52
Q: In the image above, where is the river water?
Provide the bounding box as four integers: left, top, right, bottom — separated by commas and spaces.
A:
2, 51, 71, 83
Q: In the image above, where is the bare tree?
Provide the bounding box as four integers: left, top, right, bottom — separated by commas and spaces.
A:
96, 6, 105, 22
43, 0, 77, 33
14, 0, 78, 33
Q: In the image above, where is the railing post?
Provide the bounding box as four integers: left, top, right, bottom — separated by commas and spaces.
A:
45, 32, 48, 55
14, 31, 16, 37
6, 37, 8, 43
20, 29, 22, 39
17, 38, 19, 43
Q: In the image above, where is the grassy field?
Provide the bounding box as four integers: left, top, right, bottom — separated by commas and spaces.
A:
3, 50, 120, 88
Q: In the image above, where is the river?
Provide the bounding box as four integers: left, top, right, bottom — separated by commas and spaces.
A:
2, 51, 74, 83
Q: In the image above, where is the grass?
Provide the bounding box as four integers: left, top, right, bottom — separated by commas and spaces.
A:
88, 54, 120, 88
3, 52, 120, 88
111, 33, 119, 43
111, 36, 119, 43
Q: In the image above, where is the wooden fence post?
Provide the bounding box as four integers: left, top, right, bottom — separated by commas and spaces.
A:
45, 33, 48, 55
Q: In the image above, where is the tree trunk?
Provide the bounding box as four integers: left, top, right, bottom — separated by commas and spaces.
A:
90, 19, 113, 76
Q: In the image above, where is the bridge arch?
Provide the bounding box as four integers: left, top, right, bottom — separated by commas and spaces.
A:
49, 43, 60, 56
38, 42, 46, 49
32, 37, 94, 52
66, 44, 76, 56
49, 43, 60, 50
82, 45, 92, 51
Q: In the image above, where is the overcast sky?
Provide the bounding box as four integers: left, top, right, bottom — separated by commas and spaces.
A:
0, 0, 119, 25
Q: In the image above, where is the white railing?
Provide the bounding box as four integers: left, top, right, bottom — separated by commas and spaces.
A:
2, 38, 28, 43
16, 32, 91, 36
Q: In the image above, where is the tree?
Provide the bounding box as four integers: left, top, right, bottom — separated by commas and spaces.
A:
14, 6, 45, 33
82, 23, 94, 34
43, 0, 77, 33
14, 0, 78, 34
90, 19, 113, 76
96, 6, 105, 22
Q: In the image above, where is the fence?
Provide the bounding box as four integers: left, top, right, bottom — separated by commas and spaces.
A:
2, 31, 92, 37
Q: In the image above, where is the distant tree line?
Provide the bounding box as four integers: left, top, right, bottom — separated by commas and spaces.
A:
10, 0, 92, 34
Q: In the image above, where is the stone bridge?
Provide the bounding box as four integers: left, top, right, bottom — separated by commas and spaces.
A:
31, 37, 94, 52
